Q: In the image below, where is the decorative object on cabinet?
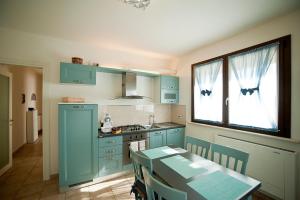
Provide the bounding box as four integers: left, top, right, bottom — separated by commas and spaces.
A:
71, 57, 83, 64
62, 97, 85, 103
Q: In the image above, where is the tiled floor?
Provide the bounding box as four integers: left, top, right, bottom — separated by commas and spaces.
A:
0, 134, 274, 200
0, 134, 135, 200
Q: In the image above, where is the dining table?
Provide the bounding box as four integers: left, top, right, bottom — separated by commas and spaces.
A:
140, 146, 261, 200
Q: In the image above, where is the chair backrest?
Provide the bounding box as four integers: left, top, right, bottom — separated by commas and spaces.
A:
185, 136, 211, 159
130, 147, 153, 183
142, 166, 187, 200
210, 143, 249, 175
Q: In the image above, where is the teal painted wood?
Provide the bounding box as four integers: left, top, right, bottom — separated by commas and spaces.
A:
59, 104, 98, 186
142, 166, 187, 200
166, 128, 184, 148
161, 75, 179, 90
98, 136, 123, 177
211, 143, 249, 175
98, 145, 122, 157
60, 62, 96, 85
99, 136, 122, 147
98, 154, 123, 176
130, 147, 152, 184
184, 136, 211, 159
149, 130, 166, 149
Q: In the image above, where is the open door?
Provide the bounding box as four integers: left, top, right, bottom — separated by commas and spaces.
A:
0, 70, 12, 176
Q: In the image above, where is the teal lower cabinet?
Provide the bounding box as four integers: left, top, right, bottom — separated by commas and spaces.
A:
149, 130, 166, 149
98, 136, 123, 177
166, 128, 185, 148
59, 104, 98, 187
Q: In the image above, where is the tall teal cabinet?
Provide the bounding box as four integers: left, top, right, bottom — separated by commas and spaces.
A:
59, 104, 98, 187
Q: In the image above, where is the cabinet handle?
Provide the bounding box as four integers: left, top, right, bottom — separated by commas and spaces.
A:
73, 105, 79, 108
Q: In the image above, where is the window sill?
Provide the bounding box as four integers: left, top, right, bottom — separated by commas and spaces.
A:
187, 121, 300, 144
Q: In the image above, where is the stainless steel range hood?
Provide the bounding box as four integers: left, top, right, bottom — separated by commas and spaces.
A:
121, 72, 145, 99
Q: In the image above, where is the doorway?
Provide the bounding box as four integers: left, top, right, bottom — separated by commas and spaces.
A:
0, 69, 12, 176
0, 64, 43, 176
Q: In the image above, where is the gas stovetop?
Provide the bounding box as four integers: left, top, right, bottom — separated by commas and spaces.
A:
117, 124, 146, 133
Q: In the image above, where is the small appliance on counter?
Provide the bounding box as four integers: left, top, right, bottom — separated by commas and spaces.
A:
101, 113, 113, 133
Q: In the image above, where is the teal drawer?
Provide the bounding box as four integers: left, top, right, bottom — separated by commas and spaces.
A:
99, 145, 122, 157
149, 130, 166, 137
99, 136, 122, 147
98, 154, 123, 176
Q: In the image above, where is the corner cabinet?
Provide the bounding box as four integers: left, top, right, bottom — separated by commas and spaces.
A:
155, 75, 179, 104
166, 128, 184, 148
59, 104, 98, 187
60, 62, 96, 85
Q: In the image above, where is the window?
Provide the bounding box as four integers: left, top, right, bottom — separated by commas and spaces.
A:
192, 35, 291, 138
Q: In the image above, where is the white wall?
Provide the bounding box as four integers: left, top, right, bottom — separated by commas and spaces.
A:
176, 9, 300, 199
0, 27, 174, 178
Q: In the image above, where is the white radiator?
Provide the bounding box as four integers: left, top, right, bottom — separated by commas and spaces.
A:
215, 135, 297, 200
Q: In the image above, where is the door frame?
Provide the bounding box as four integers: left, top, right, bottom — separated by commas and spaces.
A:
0, 69, 12, 176
0, 58, 49, 181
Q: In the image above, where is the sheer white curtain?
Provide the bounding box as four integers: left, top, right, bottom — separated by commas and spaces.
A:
228, 43, 279, 129
194, 59, 222, 122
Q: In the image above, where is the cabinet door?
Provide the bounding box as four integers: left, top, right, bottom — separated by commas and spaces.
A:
59, 104, 98, 186
166, 128, 184, 148
161, 75, 179, 90
60, 63, 96, 85
149, 130, 166, 149
98, 155, 122, 176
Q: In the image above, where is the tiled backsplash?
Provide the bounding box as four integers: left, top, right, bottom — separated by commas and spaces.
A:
171, 104, 186, 125
100, 104, 172, 126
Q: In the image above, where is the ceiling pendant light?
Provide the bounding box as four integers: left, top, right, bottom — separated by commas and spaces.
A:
122, 0, 150, 9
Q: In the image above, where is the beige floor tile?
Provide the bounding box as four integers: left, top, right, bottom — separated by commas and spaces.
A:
66, 188, 90, 199
41, 183, 61, 198
112, 183, 135, 200
40, 193, 66, 200
90, 188, 116, 200
15, 182, 44, 199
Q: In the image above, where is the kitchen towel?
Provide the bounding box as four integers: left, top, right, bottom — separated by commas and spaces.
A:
142, 146, 178, 159
187, 171, 252, 200
160, 155, 207, 179
138, 140, 146, 151
130, 141, 139, 152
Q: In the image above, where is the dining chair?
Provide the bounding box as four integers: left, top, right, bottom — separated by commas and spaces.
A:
184, 136, 211, 159
210, 143, 249, 175
130, 147, 153, 200
142, 166, 187, 200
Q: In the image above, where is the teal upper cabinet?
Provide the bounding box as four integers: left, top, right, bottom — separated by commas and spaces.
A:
149, 130, 166, 149
59, 104, 98, 187
155, 75, 179, 104
161, 75, 179, 90
166, 128, 184, 148
60, 62, 96, 85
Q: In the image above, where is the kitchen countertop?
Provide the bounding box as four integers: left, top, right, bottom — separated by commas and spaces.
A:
98, 122, 186, 138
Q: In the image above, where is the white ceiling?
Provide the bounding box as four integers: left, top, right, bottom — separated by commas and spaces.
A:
0, 0, 299, 58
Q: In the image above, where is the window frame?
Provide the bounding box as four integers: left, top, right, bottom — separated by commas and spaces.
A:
191, 35, 291, 138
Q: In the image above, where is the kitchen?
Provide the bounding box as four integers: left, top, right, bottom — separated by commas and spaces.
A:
0, 0, 300, 200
